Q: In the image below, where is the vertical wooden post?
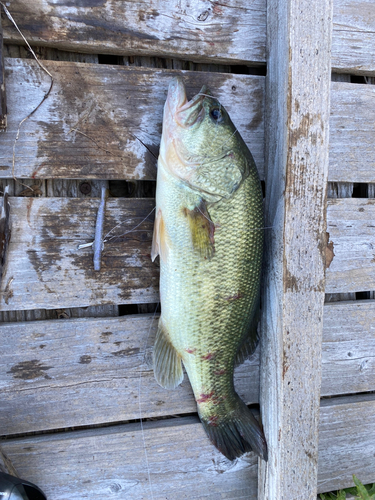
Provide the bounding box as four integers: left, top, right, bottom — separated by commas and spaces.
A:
0, 6, 7, 131
258, 1, 332, 498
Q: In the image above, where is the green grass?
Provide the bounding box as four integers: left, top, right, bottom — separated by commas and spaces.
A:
319, 476, 375, 500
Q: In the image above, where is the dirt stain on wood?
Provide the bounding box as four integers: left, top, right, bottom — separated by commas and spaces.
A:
79, 355, 92, 364
7, 360, 52, 380
111, 347, 140, 356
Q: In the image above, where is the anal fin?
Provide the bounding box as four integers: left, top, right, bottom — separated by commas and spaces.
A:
153, 320, 184, 389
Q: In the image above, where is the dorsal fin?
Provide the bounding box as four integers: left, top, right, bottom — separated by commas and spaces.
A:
184, 200, 215, 260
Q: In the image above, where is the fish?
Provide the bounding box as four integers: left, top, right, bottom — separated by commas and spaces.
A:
151, 76, 267, 461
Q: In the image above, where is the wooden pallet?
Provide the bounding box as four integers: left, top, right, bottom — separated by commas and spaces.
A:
0, 1, 375, 498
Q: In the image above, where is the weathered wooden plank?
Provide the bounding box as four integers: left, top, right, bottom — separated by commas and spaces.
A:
2, 59, 375, 183
0, 197, 158, 311
326, 198, 375, 294
1, 1, 374, 73
329, 81, 375, 182
2, 300, 374, 437
1, 0, 266, 65
321, 300, 375, 395
0, 314, 259, 435
332, 0, 375, 75
318, 394, 375, 493
0, 10, 6, 131
1, 416, 259, 500
0, 196, 372, 311
2, 395, 375, 498
259, 0, 332, 497
0, 58, 265, 180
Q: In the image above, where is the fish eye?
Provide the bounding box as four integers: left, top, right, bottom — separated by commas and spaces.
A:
210, 108, 222, 121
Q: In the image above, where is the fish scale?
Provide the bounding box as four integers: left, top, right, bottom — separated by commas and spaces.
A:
152, 76, 267, 461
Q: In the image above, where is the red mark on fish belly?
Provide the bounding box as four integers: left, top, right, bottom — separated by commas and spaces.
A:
201, 352, 215, 361
207, 415, 218, 427
196, 391, 215, 404
223, 292, 244, 302
214, 368, 226, 376
184, 347, 196, 354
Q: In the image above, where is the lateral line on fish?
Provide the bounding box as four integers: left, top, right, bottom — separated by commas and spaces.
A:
138, 304, 159, 500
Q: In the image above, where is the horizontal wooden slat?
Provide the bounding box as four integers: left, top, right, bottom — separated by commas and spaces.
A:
0, 314, 258, 435
1, 395, 374, 498
0, 197, 159, 311
326, 198, 375, 294
1, 1, 374, 73
0, 196, 372, 312
1, 416, 258, 500
318, 394, 375, 492
329, 81, 375, 182
1, 59, 375, 183
0, 58, 265, 180
1, 0, 266, 65
332, 0, 375, 75
321, 300, 375, 396
1, 300, 375, 435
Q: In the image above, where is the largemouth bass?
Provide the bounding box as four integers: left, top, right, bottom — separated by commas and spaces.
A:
152, 76, 267, 461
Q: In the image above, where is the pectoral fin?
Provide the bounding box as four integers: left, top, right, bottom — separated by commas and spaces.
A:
153, 320, 184, 389
184, 201, 215, 260
151, 209, 169, 262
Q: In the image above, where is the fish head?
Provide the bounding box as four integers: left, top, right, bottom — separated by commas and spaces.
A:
159, 76, 252, 202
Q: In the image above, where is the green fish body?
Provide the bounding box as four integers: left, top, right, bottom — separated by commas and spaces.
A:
152, 77, 267, 461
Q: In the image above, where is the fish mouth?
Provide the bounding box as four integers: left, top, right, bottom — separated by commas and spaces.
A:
166, 77, 210, 128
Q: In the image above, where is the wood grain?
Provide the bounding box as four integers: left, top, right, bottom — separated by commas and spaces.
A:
0, 197, 159, 311
259, 0, 332, 497
1, 1, 374, 73
318, 394, 375, 493
0, 58, 265, 180
1, 59, 374, 183
329, 81, 375, 182
0, 314, 259, 435
332, 0, 375, 74
1, 395, 375, 498
0, 10, 6, 131
1, 300, 375, 436
0, 196, 372, 311
1, 416, 259, 500
326, 198, 375, 294
1, 0, 266, 65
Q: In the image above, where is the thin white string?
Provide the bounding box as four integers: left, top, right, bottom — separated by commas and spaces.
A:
138, 305, 159, 500
77, 206, 156, 250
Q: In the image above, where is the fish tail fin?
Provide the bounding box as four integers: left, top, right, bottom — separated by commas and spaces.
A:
200, 395, 268, 461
